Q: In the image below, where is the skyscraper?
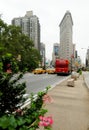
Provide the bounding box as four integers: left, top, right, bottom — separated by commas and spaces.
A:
52, 43, 59, 65
59, 11, 73, 61
40, 43, 45, 68
12, 11, 40, 52
86, 48, 89, 67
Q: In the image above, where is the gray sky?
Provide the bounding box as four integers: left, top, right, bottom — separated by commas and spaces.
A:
0, 0, 89, 64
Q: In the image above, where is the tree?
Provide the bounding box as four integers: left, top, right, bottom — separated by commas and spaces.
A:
0, 19, 41, 71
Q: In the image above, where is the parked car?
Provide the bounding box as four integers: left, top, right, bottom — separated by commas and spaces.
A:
32, 68, 46, 74
46, 67, 55, 74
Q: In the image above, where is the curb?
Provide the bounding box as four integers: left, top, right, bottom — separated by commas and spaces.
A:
83, 75, 89, 89
50, 75, 71, 90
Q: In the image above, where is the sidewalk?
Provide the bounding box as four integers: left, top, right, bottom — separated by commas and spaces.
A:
43, 74, 89, 130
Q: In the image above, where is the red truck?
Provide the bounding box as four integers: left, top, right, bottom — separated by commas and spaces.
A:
55, 59, 71, 75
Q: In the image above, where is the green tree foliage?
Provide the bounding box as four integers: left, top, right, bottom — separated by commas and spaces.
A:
0, 19, 53, 130
0, 54, 51, 130
0, 19, 41, 71
0, 53, 26, 115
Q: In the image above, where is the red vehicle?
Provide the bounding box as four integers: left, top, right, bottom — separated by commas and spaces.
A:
55, 59, 71, 75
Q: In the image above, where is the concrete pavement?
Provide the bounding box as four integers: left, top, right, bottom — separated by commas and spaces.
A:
41, 73, 89, 130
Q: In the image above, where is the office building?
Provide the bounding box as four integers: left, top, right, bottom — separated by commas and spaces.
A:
52, 43, 59, 65
59, 11, 74, 61
12, 11, 40, 51
40, 43, 46, 68
86, 48, 89, 67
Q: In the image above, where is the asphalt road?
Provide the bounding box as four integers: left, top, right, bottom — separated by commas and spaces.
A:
21, 73, 70, 95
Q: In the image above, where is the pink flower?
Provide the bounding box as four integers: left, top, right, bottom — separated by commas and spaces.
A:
39, 116, 53, 127
6, 69, 12, 74
39, 116, 43, 120
46, 116, 53, 125
39, 121, 44, 126
42, 94, 53, 104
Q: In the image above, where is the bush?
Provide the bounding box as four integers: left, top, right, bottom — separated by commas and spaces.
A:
0, 54, 53, 130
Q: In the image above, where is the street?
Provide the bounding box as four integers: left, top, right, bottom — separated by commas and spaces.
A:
21, 73, 70, 95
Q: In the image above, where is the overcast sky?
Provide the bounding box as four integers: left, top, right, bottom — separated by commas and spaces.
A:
0, 0, 89, 64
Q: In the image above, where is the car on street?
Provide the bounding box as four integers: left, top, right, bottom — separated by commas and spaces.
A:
32, 68, 46, 74
46, 67, 55, 74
